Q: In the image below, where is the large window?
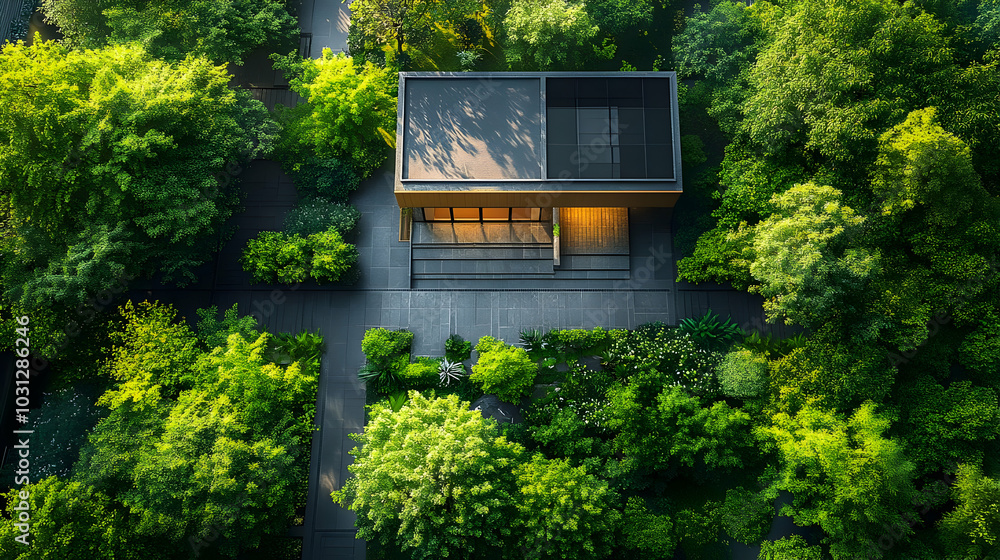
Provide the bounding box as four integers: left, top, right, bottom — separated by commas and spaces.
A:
546, 77, 673, 180
421, 208, 542, 222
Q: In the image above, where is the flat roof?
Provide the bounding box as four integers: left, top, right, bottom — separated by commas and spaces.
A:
403, 77, 542, 180
395, 72, 682, 207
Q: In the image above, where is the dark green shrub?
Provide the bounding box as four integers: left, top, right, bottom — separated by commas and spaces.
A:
290, 156, 361, 203
358, 363, 400, 394
717, 349, 769, 398
445, 333, 472, 362
471, 336, 538, 403
622, 497, 676, 559
362, 328, 413, 369
718, 487, 773, 545
603, 328, 721, 396
241, 229, 358, 284
678, 310, 744, 352
195, 304, 261, 349
740, 331, 807, 358
400, 357, 442, 389
284, 198, 361, 237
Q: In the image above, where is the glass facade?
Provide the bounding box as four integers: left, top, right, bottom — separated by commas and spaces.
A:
421, 208, 542, 222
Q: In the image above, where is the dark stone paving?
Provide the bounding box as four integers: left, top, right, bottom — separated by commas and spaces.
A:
135, 155, 792, 560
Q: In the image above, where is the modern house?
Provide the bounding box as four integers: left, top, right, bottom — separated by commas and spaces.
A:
394, 72, 682, 284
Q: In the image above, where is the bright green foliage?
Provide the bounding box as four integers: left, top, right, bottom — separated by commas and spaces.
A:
400, 356, 442, 389
0, 41, 274, 314
362, 328, 414, 369
621, 497, 676, 559
471, 336, 538, 403
717, 348, 769, 399
603, 327, 721, 395
583, 0, 652, 36
750, 183, 879, 328
606, 383, 754, 476
279, 51, 397, 178
873, 108, 985, 228
39, 0, 297, 63
678, 310, 744, 352
77, 326, 318, 557
758, 535, 823, 560
284, 199, 361, 238
897, 377, 1000, 476
741, 0, 953, 164
758, 402, 918, 558
938, 463, 1000, 556
504, 0, 611, 70
768, 339, 895, 414
544, 327, 609, 354
241, 228, 358, 284
105, 301, 200, 395
718, 487, 773, 545
288, 157, 361, 203
674, 504, 723, 556
512, 454, 619, 560
195, 303, 261, 350
0, 477, 137, 560
332, 392, 525, 560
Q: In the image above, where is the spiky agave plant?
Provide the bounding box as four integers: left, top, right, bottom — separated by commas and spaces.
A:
438, 359, 466, 386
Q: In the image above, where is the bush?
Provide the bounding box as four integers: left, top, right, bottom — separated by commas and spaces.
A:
471, 336, 538, 403
284, 199, 361, 237
758, 536, 823, 560
195, 304, 261, 349
362, 328, 413, 369
719, 487, 773, 545
717, 349, 770, 398
445, 334, 472, 362
241, 229, 358, 284
290, 156, 361, 202
545, 327, 609, 354
400, 357, 442, 389
678, 310, 744, 352
603, 328, 721, 396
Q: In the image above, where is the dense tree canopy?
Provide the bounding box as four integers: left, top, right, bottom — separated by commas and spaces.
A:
504, 0, 612, 70
0, 41, 275, 346
40, 0, 297, 64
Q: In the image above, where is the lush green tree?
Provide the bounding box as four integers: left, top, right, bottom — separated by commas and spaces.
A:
278, 51, 397, 178
605, 382, 754, 479
759, 402, 918, 558
504, 0, 613, 70
896, 376, 1000, 476
347, 0, 480, 64
471, 336, 538, 403
333, 392, 525, 560
718, 487, 773, 545
39, 0, 297, 64
621, 497, 676, 559
75, 303, 318, 557
0, 477, 143, 560
938, 463, 1000, 557
512, 454, 620, 560
741, 0, 953, 168
758, 535, 823, 560
749, 183, 879, 329
673, 1, 761, 90
583, 0, 652, 37
0, 41, 274, 320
